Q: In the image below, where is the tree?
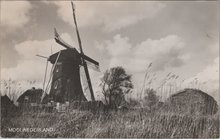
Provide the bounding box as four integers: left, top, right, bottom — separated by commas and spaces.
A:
143, 88, 159, 110
100, 67, 133, 108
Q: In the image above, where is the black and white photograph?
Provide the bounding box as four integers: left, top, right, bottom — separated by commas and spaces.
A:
0, 0, 219, 138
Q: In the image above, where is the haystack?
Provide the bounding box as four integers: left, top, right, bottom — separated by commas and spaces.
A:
164, 88, 218, 115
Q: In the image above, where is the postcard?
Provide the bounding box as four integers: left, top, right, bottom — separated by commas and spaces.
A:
1, 1, 219, 138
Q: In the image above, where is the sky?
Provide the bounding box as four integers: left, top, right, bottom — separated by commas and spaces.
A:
0, 1, 219, 102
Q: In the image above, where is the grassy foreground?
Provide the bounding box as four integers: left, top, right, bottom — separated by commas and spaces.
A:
1, 109, 219, 138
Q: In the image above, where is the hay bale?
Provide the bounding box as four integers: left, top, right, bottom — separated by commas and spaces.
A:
164, 88, 218, 115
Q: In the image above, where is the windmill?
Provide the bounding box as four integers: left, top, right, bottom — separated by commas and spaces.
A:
41, 2, 99, 103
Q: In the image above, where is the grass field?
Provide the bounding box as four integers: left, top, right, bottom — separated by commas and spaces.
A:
1, 109, 219, 138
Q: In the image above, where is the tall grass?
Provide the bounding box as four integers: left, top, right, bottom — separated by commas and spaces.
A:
1, 109, 219, 138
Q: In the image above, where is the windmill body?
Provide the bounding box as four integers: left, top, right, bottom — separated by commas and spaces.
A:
48, 48, 85, 103
47, 47, 99, 103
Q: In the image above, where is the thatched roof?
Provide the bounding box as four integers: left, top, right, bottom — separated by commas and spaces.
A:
17, 88, 43, 104
164, 88, 218, 115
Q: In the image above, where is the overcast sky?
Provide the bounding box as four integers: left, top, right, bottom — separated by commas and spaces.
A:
0, 1, 219, 101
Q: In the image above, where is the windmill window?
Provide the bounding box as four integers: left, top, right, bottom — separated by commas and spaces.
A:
55, 67, 60, 72
54, 81, 59, 89
53, 79, 61, 90
24, 96, 29, 103
55, 63, 62, 73
25, 96, 29, 100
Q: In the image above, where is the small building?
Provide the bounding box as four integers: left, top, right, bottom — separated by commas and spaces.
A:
163, 88, 218, 115
17, 88, 44, 106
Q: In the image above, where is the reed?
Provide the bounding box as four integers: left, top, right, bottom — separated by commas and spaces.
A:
1, 108, 219, 138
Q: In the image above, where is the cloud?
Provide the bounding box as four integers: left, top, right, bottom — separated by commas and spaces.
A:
44, 1, 166, 32
196, 57, 219, 82
1, 33, 75, 82
185, 57, 219, 88
182, 57, 219, 101
102, 34, 185, 73
1, 1, 32, 29
1, 33, 75, 96
0, 32, 103, 99
94, 34, 186, 100
94, 34, 187, 100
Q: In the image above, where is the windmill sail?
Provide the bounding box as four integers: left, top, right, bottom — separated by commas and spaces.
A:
86, 60, 100, 72
71, 1, 95, 101
79, 66, 91, 100
80, 65, 103, 101
40, 2, 101, 104
54, 28, 74, 49
80, 54, 100, 72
